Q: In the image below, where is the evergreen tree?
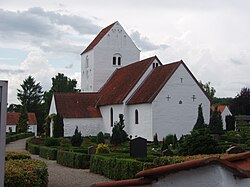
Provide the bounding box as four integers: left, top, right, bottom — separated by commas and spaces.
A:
17, 106, 29, 133
161, 137, 169, 152
230, 87, 250, 115
225, 115, 235, 131
71, 126, 83, 147
97, 132, 105, 144
209, 107, 223, 134
193, 104, 206, 130
52, 113, 64, 138
111, 114, 128, 145
153, 133, 159, 146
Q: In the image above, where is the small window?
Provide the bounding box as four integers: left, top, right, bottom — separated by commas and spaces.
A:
118, 57, 121, 65
153, 63, 158, 69
113, 57, 116, 65
110, 108, 114, 127
135, 109, 139, 124
179, 100, 183, 104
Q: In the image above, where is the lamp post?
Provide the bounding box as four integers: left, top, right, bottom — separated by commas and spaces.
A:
0, 81, 8, 187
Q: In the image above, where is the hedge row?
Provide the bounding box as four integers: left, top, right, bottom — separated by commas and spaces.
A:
57, 150, 90, 169
5, 159, 48, 187
90, 155, 155, 180
27, 143, 40, 155
39, 146, 58, 160
6, 132, 34, 144
5, 151, 31, 161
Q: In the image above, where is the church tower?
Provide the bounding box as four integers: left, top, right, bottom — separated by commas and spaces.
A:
81, 21, 140, 92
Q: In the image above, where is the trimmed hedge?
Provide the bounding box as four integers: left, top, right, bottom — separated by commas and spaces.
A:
27, 143, 40, 155
5, 152, 31, 161
57, 150, 90, 169
39, 146, 58, 160
5, 159, 48, 187
6, 132, 34, 144
90, 155, 154, 180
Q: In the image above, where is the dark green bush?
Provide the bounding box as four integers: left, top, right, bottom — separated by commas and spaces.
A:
44, 137, 60, 147
57, 150, 90, 169
27, 143, 40, 155
90, 155, 154, 180
5, 152, 31, 161
5, 159, 48, 187
97, 132, 105, 144
71, 126, 83, 147
39, 146, 58, 160
5, 132, 34, 145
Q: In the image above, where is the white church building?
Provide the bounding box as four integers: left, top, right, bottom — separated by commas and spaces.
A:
49, 21, 211, 140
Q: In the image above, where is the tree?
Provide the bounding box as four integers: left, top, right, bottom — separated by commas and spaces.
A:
230, 87, 250, 115
17, 106, 29, 133
153, 133, 159, 146
97, 132, 105, 144
161, 137, 169, 152
7, 104, 22, 112
209, 107, 223, 135
225, 115, 235, 131
178, 129, 221, 156
193, 104, 207, 130
17, 76, 44, 134
71, 126, 83, 147
199, 81, 216, 100
52, 113, 64, 138
110, 114, 128, 145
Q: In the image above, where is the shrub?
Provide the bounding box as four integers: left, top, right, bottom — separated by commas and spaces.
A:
44, 137, 60, 147
153, 133, 159, 146
27, 143, 40, 155
57, 150, 90, 169
111, 114, 128, 145
39, 146, 57, 160
5, 152, 31, 161
29, 137, 45, 145
71, 126, 83, 147
97, 132, 105, 144
153, 157, 183, 166
59, 138, 71, 147
96, 144, 110, 154
5, 159, 48, 187
161, 137, 168, 152
90, 155, 154, 180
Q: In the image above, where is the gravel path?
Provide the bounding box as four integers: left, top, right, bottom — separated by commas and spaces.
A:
6, 138, 112, 187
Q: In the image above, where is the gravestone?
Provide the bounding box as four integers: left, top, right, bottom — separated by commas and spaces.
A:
162, 149, 173, 156
88, 146, 96, 155
130, 137, 147, 158
226, 145, 244, 154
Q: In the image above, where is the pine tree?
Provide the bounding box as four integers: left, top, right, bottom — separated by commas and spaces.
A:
209, 107, 223, 134
153, 133, 159, 146
111, 114, 128, 145
17, 106, 29, 133
71, 126, 83, 147
193, 104, 206, 130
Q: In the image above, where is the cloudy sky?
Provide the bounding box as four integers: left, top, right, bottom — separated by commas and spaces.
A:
1, 0, 250, 104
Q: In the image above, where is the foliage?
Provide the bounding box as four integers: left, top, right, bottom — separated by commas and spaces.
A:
230, 87, 250, 115
52, 113, 64, 138
27, 143, 40, 155
165, 134, 177, 148
71, 126, 83, 147
153, 156, 183, 166
57, 150, 90, 169
17, 106, 29, 133
90, 155, 154, 180
6, 133, 34, 144
5, 159, 48, 187
39, 146, 58, 160
111, 114, 128, 145
226, 115, 235, 131
199, 81, 216, 99
209, 107, 223, 135
7, 104, 22, 112
161, 137, 169, 152
193, 104, 207, 130
178, 129, 221, 156
96, 144, 110, 154
96, 132, 105, 144
17, 76, 45, 134
44, 137, 60, 147
5, 152, 31, 161
153, 133, 159, 146
213, 97, 233, 106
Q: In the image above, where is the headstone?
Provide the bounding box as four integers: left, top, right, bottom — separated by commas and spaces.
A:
162, 149, 173, 156
130, 137, 147, 158
226, 145, 244, 154
88, 146, 96, 155
0, 81, 8, 187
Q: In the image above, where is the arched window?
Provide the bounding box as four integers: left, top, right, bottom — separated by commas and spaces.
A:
112, 54, 122, 66
135, 109, 139, 124
110, 107, 113, 127
86, 55, 89, 68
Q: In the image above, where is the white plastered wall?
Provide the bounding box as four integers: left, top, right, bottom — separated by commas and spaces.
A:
221, 106, 232, 130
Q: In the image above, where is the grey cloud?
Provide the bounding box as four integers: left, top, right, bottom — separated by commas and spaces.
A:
65, 64, 73, 69
130, 31, 168, 51
230, 58, 243, 65
0, 69, 25, 74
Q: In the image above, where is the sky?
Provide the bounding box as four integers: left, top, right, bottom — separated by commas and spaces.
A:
0, 0, 250, 104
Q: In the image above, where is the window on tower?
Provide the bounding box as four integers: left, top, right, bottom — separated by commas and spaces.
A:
113, 57, 116, 65
113, 54, 122, 66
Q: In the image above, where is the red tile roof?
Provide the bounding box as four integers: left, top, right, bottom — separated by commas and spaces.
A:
97, 56, 160, 106
127, 61, 182, 105
54, 92, 102, 118
211, 105, 227, 113
7, 112, 37, 125
92, 152, 250, 187
127, 60, 211, 105
81, 22, 117, 54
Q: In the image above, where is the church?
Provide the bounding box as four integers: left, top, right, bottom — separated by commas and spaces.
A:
49, 21, 210, 141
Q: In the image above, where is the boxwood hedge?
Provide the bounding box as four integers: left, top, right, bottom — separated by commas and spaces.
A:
39, 146, 58, 160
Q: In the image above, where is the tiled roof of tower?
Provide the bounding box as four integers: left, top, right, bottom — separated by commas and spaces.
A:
211, 105, 227, 113
81, 22, 116, 54
97, 56, 160, 106
7, 112, 37, 125
54, 92, 102, 118
127, 61, 182, 105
